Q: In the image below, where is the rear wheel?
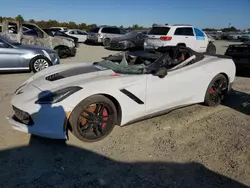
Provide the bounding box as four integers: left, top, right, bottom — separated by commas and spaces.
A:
204, 74, 228, 107
69, 95, 117, 142
206, 43, 216, 54
30, 56, 51, 73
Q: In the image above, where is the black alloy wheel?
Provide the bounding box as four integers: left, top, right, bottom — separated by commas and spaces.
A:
204, 74, 228, 107
70, 95, 117, 142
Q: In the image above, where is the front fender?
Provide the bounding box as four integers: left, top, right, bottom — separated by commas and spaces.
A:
61, 79, 147, 125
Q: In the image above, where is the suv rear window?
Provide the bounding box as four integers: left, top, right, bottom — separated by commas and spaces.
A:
101, 27, 120, 34
174, 27, 194, 36
89, 27, 100, 33
148, 27, 170, 35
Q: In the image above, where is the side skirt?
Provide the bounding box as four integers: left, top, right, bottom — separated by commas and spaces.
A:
121, 103, 196, 127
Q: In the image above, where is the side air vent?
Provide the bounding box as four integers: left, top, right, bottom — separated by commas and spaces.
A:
45, 73, 65, 81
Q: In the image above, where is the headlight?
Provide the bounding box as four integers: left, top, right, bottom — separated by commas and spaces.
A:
35, 86, 82, 104
119, 41, 129, 44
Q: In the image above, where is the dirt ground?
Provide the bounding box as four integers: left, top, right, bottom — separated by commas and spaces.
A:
0, 41, 249, 188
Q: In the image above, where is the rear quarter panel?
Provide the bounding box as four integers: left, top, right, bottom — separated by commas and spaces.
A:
202, 56, 236, 85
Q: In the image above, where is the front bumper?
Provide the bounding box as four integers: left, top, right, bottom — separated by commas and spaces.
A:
105, 42, 128, 50
7, 115, 67, 139
8, 101, 71, 139
87, 36, 102, 44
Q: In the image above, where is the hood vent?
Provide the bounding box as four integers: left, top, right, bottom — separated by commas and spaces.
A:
45, 65, 105, 82
45, 73, 65, 81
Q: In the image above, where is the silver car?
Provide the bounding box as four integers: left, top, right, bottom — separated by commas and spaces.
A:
0, 35, 60, 73
87, 26, 127, 45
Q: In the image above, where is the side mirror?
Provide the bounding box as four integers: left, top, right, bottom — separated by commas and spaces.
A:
155, 67, 168, 78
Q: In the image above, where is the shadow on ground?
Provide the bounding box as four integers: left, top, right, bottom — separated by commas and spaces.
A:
222, 89, 250, 115
0, 135, 248, 188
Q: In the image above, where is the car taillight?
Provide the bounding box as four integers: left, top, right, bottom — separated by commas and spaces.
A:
160, 36, 172, 41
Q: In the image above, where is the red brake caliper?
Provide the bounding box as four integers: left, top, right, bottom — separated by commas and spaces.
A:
102, 108, 108, 128
210, 88, 215, 94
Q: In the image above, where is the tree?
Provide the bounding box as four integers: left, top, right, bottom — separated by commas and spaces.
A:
15, 14, 24, 22
28, 19, 35, 23
203, 28, 218, 32
221, 26, 239, 32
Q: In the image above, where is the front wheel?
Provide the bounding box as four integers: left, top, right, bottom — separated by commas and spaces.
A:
206, 43, 216, 54
204, 74, 228, 107
103, 38, 111, 46
69, 95, 118, 142
30, 56, 51, 73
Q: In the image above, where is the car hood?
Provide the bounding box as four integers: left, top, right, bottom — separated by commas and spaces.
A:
21, 62, 131, 92
112, 35, 135, 42
54, 36, 74, 42
17, 44, 55, 53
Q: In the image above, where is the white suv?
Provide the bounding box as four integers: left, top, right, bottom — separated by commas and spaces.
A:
144, 24, 216, 54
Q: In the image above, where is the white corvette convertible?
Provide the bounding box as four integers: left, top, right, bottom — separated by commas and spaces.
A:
7, 46, 236, 142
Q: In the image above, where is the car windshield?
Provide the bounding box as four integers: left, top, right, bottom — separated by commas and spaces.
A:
97, 56, 148, 75
96, 47, 202, 75
124, 31, 140, 36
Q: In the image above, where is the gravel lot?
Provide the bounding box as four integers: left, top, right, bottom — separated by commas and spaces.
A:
0, 40, 249, 188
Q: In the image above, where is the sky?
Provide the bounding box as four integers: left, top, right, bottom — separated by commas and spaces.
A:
0, 0, 249, 29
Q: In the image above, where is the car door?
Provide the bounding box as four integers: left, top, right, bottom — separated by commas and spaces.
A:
172, 27, 196, 50
0, 39, 21, 70
75, 30, 88, 42
145, 62, 207, 114
194, 28, 208, 52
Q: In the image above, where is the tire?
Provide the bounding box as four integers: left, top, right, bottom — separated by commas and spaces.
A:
204, 74, 228, 107
206, 43, 216, 54
69, 95, 118, 142
103, 38, 111, 46
177, 43, 186, 47
30, 55, 52, 73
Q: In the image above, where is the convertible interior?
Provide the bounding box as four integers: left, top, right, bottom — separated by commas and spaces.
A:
101, 46, 204, 71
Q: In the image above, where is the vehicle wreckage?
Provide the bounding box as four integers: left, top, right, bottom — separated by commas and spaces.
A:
0, 20, 76, 58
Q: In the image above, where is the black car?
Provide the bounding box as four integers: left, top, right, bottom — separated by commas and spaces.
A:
104, 30, 147, 50
225, 41, 250, 70
43, 28, 79, 47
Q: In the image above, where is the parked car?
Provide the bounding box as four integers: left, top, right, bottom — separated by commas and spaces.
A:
241, 34, 250, 42
225, 41, 250, 71
144, 24, 216, 54
65, 29, 88, 43
103, 30, 147, 50
7, 46, 235, 143
49, 27, 68, 32
43, 28, 79, 47
0, 20, 76, 58
205, 32, 222, 40
87, 26, 127, 45
0, 35, 60, 73
227, 33, 242, 40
